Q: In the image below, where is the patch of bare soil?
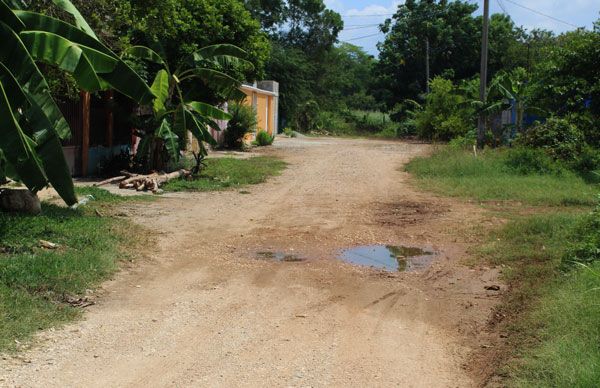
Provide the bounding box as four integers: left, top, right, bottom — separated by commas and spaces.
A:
1, 137, 504, 387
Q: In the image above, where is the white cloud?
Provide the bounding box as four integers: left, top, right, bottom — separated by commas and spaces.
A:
346, 1, 403, 17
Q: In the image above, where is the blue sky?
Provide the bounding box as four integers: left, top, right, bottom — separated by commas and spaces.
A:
326, 0, 600, 56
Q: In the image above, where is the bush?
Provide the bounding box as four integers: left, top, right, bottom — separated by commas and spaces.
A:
317, 111, 356, 135
448, 130, 477, 149
504, 147, 564, 175
254, 130, 274, 146
519, 116, 584, 162
572, 145, 600, 177
293, 100, 320, 132
224, 103, 257, 149
562, 197, 600, 267
413, 77, 475, 140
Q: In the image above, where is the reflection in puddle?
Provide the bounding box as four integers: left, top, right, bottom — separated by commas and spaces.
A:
256, 251, 305, 262
339, 245, 435, 272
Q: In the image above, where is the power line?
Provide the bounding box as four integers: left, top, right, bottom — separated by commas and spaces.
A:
343, 24, 381, 31
342, 13, 394, 18
496, 0, 508, 15
342, 32, 385, 42
502, 0, 581, 29
344, 23, 381, 27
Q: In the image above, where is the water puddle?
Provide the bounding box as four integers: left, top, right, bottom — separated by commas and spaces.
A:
256, 251, 305, 262
338, 245, 436, 272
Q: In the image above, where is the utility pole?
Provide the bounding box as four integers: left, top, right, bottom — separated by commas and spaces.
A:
477, 0, 490, 149
425, 37, 430, 94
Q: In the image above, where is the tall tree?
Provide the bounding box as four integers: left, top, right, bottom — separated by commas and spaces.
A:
374, 0, 528, 112
374, 0, 480, 110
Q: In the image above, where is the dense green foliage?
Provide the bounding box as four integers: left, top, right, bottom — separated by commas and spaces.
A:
412, 77, 474, 140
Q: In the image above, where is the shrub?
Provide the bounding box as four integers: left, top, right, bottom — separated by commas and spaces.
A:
504, 147, 564, 175
519, 116, 584, 162
572, 146, 600, 177
224, 103, 257, 149
294, 100, 320, 132
562, 197, 600, 267
317, 111, 356, 135
413, 77, 475, 140
448, 130, 477, 150
254, 130, 275, 146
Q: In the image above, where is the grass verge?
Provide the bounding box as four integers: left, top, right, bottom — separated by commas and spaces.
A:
163, 156, 286, 192
406, 146, 600, 386
0, 187, 148, 352
406, 147, 597, 206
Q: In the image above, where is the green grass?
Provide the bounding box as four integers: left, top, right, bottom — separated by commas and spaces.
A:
0, 188, 145, 351
406, 148, 597, 206
511, 262, 600, 387
163, 156, 286, 192
406, 146, 600, 386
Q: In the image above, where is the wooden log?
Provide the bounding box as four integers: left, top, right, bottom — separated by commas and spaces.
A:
94, 176, 126, 187
118, 169, 190, 191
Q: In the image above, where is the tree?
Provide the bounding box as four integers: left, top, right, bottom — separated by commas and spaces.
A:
126, 0, 270, 82
244, 0, 286, 32
529, 26, 600, 147
374, 0, 528, 112
0, 0, 154, 206
281, 0, 343, 53
374, 0, 480, 109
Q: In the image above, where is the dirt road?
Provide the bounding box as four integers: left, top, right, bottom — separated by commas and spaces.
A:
1, 137, 502, 387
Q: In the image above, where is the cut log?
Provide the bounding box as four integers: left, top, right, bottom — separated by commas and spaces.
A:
117, 169, 191, 191
94, 176, 126, 187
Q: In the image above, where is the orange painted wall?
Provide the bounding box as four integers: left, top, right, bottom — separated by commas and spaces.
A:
256, 94, 268, 132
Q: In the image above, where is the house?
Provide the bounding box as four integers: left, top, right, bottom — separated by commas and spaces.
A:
240, 81, 279, 137
62, 80, 280, 177
208, 81, 280, 145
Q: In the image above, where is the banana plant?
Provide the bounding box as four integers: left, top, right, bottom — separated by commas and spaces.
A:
123, 44, 252, 173
495, 68, 546, 133
0, 0, 154, 206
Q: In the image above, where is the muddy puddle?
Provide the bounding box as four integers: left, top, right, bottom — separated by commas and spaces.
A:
339, 245, 436, 272
256, 251, 305, 262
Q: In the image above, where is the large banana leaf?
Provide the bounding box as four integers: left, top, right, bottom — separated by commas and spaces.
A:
150, 69, 170, 117
50, 0, 97, 39
15, 11, 155, 105
193, 44, 254, 70
0, 59, 77, 205
0, 21, 71, 140
122, 45, 168, 69
0, 79, 48, 192
187, 101, 232, 121
0, 0, 23, 31
156, 118, 179, 162
20, 31, 114, 91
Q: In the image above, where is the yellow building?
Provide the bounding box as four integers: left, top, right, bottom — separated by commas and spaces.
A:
240, 81, 279, 136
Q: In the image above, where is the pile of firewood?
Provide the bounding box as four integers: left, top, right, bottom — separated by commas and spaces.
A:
94, 169, 191, 193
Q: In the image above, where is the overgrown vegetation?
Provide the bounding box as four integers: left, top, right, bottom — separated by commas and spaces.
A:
0, 188, 149, 351
406, 148, 596, 206
407, 147, 600, 386
163, 156, 285, 192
